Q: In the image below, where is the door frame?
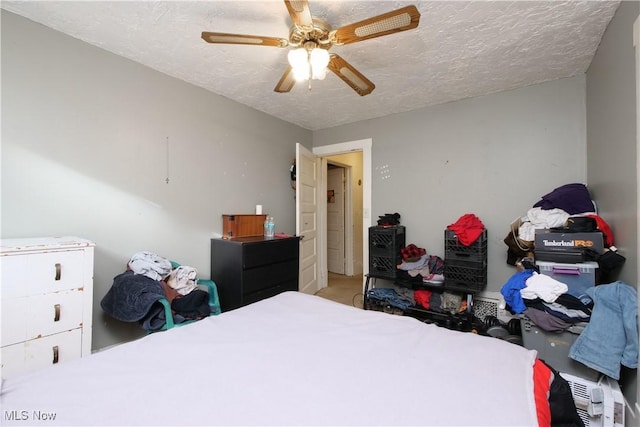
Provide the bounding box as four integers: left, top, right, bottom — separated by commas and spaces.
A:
633, 15, 639, 414
313, 138, 372, 290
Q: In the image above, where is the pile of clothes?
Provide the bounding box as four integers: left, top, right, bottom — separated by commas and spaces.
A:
447, 213, 486, 246
366, 286, 467, 315
367, 242, 468, 314
501, 266, 638, 380
503, 183, 616, 267
397, 245, 445, 286
501, 267, 592, 326
377, 212, 401, 226
101, 251, 211, 332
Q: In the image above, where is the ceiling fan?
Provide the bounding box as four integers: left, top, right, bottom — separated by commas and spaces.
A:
201, 1, 420, 96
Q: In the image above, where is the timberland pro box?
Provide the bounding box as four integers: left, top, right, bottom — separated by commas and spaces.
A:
534, 230, 604, 263
520, 317, 600, 382
536, 261, 598, 299
222, 214, 267, 239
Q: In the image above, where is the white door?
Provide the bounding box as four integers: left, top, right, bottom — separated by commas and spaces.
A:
296, 143, 318, 295
327, 167, 345, 274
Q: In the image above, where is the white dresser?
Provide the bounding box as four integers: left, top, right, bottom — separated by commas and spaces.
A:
1, 236, 95, 379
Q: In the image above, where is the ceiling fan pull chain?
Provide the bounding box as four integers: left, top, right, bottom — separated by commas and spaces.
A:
308, 50, 312, 90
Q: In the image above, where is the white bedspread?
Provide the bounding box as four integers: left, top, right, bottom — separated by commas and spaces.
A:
1, 292, 539, 426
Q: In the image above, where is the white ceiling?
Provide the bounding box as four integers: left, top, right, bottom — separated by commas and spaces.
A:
2, 1, 621, 131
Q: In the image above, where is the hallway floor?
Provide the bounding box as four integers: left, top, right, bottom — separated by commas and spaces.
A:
314, 272, 365, 309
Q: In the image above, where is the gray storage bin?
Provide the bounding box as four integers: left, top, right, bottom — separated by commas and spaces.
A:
536, 260, 597, 299
520, 317, 600, 381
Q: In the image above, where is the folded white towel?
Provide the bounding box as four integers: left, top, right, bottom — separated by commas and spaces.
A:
521, 272, 568, 303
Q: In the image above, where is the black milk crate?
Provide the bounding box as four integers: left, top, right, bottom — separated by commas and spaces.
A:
444, 229, 487, 263
370, 255, 397, 279
369, 226, 405, 257
444, 259, 487, 292
369, 226, 405, 279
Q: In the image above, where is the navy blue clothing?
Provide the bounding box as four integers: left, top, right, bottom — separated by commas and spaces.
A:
533, 183, 594, 214
100, 271, 167, 331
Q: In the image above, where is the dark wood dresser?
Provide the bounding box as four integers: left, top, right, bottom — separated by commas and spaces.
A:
210, 236, 300, 312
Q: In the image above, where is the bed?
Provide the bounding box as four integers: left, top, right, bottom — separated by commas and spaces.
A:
1, 291, 561, 426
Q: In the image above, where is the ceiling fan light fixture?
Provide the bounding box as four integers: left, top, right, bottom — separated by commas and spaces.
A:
310, 48, 329, 79
288, 48, 310, 80
288, 46, 329, 81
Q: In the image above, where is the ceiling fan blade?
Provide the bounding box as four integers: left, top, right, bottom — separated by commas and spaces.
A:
201, 32, 288, 48
284, 0, 313, 28
331, 5, 420, 46
327, 54, 375, 96
274, 66, 296, 93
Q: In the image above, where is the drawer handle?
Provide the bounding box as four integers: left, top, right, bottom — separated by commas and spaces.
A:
551, 267, 581, 276
54, 304, 61, 322
52, 346, 59, 364
55, 263, 61, 281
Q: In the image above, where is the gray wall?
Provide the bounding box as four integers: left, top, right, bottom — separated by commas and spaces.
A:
314, 75, 589, 294
1, 11, 312, 350
585, 0, 639, 418
587, 0, 639, 288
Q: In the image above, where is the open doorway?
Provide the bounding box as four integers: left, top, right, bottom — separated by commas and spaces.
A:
312, 139, 372, 295
324, 153, 363, 278
318, 154, 364, 308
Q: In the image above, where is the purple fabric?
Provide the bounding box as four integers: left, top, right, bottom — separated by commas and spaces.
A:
533, 183, 594, 214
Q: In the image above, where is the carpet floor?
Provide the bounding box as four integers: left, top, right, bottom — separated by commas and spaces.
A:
314, 272, 365, 309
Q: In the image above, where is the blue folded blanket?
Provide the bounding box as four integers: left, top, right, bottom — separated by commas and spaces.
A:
100, 271, 167, 331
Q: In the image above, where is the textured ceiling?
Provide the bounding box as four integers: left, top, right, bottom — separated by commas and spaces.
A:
1, 1, 621, 130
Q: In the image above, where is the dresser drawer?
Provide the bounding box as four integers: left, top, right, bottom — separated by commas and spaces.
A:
242, 238, 299, 269
1, 250, 86, 297
1, 328, 82, 379
1, 296, 28, 347
242, 281, 298, 306
242, 260, 299, 294
1, 289, 85, 347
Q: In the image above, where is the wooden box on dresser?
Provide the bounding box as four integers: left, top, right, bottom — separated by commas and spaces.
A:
1, 236, 95, 379
211, 236, 300, 312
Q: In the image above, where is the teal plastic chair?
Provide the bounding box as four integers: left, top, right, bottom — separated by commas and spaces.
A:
153, 261, 221, 332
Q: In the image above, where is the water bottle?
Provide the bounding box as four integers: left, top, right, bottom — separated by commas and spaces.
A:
267, 216, 275, 238
264, 216, 270, 238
